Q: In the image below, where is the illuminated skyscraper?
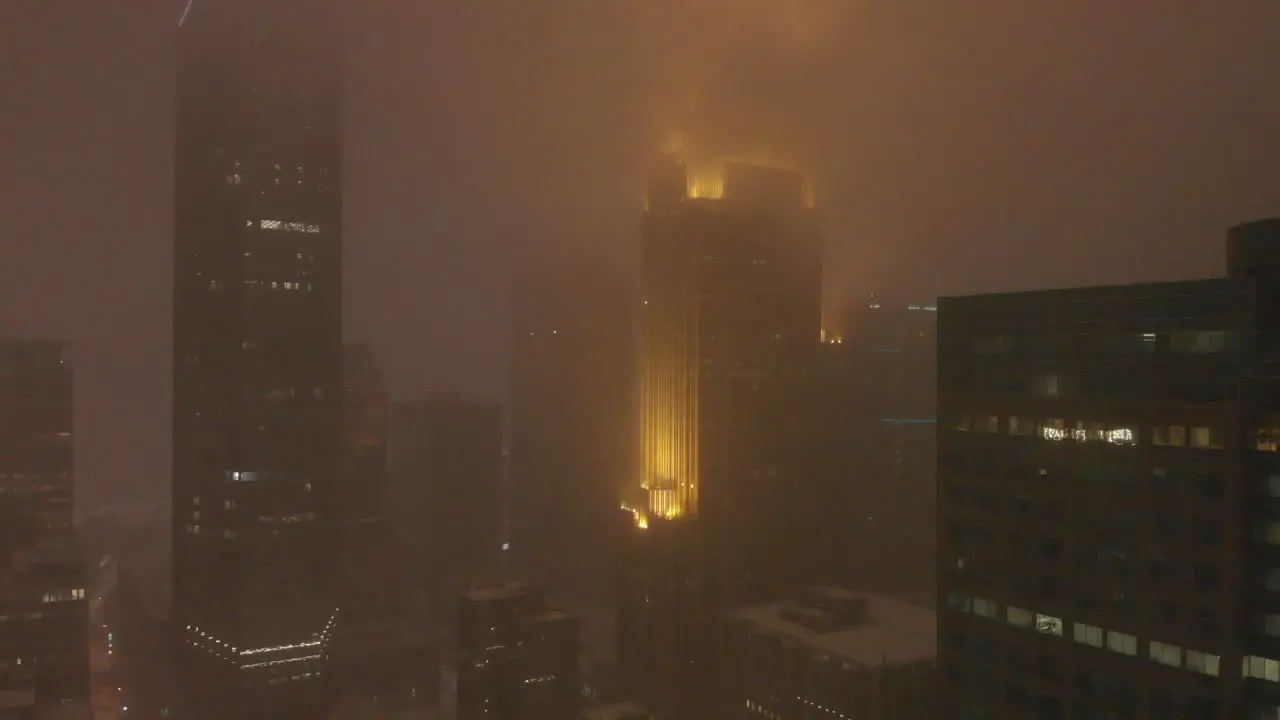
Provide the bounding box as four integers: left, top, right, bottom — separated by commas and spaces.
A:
172, 1, 343, 715
633, 157, 822, 563
618, 156, 823, 720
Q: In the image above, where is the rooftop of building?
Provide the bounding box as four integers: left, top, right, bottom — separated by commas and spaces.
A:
0, 689, 34, 712
733, 587, 936, 668
941, 217, 1280, 311
940, 275, 1241, 307
582, 701, 650, 720
463, 579, 534, 603
331, 621, 435, 657
33, 701, 92, 720
523, 608, 571, 624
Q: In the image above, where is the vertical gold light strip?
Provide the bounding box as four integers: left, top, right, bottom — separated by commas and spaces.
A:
688, 246, 700, 516
639, 212, 701, 523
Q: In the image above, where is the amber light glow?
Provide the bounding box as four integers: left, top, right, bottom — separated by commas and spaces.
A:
620, 502, 649, 529
639, 215, 701, 522
639, 318, 699, 522
635, 142, 817, 528
684, 157, 816, 208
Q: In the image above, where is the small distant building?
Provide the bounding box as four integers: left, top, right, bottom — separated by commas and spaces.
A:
581, 700, 652, 720
457, 581, 580, 720
326, 622, 439, 707
389, 393, 504, 616
721, 587, 937, 720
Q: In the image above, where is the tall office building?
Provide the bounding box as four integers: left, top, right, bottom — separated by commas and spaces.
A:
0, 341, 89, 716
329, 345, 440, 713
173, 1, 343, 715
618, 156, 823, 720
389, 394, 504, 617
817, 298, 937, 598
456, 581, 581, 720
0, 341, 74, 551
509, 254, 635, 566
937, 218, 1280, 719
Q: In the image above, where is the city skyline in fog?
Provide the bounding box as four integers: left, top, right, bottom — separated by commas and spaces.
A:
2, 0, 1279, 511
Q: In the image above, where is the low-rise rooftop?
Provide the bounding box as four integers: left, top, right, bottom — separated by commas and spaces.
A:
331, 621, 435, 656
582, 701, 650, 720
733, 588, 936, 668
523, 608, 570, 625
463, 579, 532, 603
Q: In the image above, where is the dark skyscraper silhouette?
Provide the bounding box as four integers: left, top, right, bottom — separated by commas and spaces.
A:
509, 254, 635, 566
389, 393, 504, 617
171, 1, 343, 715
0, 341, 74, 553
0, 340, 89, 715
816, 298, 938, 599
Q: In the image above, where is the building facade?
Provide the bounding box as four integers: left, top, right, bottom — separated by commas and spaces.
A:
456, 581, 580, 720
0, 546, 89, 715
341, 343, 389, 524
0, 341, 74, 552
938, 218, 1280, 719
172, 0, 344, 714
0, 341, 88, 715
508, 254, 635, 569
817, 299, 937, 599
618, 157, 824, 720
721, 587, 937, 720
389, 394, 504, 616
329, 345, 438, 710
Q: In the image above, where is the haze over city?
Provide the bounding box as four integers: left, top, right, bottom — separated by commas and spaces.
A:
2, 1, 1277, 513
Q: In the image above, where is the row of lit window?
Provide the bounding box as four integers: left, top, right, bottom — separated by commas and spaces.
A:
190, 501, 235, 521
250, 219, 322, 234
957, 416, 1225, 449
245, 280, 313, 291
225, 174, 316, 191
947, 592, 1220, 677
42, 589, 85, 603
229, 160, 310, 174
748, 697, 848, 720
240, 654, 321, 671
185, 627, 326, 659
207, 280, 316, 291
183, 524, 237, 539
